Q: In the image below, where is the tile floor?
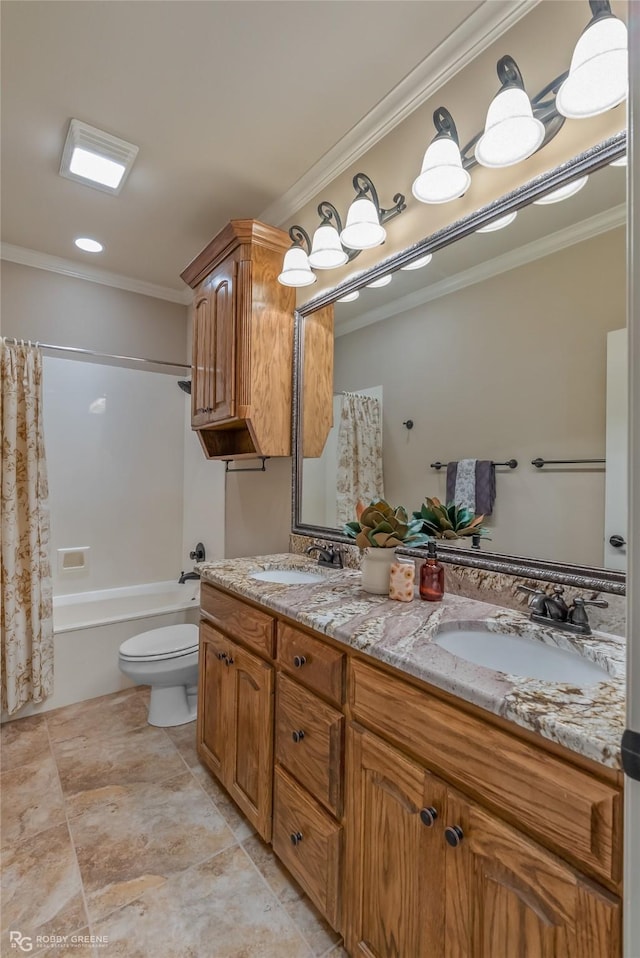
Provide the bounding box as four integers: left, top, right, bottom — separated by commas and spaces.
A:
1, 687, 348, 958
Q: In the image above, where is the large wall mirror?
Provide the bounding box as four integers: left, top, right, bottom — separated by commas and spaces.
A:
293, 133, 627, 593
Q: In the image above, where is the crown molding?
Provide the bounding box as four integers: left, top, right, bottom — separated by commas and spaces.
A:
0, 243, 191, 305
336, 204, 626, 338
259, 0, 539, 227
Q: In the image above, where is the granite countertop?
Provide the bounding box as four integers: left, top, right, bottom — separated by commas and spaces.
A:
198, 554, 625, 770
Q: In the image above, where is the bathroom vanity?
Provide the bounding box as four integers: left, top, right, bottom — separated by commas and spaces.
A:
196, 555, 624, 958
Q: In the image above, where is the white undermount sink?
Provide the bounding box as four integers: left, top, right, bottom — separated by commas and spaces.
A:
250, 569, 325, 585
434, 625, 609, 684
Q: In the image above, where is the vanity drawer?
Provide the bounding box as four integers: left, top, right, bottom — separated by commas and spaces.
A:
200, 582, 274, 658
273, 765, 342, 929
277, 622, 345, 705
276, 673, 344, 817
350, 658, 621, 885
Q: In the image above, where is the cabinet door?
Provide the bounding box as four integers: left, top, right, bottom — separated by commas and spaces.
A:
444, 790, 621, 958
197, 621, 230, 780
191, 256, 236, 427
345, 724, 446, 958
226, 640, 274, 841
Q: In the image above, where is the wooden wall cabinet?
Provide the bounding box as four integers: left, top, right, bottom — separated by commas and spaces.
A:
181, 219, 295, 460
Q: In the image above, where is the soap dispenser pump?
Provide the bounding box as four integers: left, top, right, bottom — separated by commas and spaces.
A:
419, 540, 445, 602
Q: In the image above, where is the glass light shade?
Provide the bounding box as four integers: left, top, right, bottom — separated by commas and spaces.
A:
476, 211, 517, 233
533, 175, 589, 205
610, 154, 627, 167
412, 138, 471, 204
401, 253, 433, 271
338, 290, 360, 303
75, 237, 103, 252
277, 246, 316, 287
308, 224, 348, 269
475, 88, 545, 168
366, 274, 392, 288
340, 197, 386, 250
556, 16, 628, 119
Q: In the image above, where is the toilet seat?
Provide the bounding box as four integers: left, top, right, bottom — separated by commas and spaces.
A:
119, 624, 198, 663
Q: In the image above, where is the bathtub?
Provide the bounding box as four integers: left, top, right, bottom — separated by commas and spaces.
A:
2, 580, 200, 721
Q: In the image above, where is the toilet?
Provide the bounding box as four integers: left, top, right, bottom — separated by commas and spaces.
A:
118, 624, 199, 727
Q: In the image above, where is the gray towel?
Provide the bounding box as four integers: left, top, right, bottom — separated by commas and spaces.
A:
445, 459, 495, 516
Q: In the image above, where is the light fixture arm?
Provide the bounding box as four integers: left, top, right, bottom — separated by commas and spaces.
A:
288, 225, 312, 253
589, 0, 614, 21
433, 107, 460, 145
352, 172, 406, 225
496, 54, 525, 91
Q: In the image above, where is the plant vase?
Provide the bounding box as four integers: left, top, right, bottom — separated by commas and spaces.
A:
360, 548, 396, 595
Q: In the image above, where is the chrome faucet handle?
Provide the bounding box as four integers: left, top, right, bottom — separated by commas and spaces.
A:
567, 595, 608, 632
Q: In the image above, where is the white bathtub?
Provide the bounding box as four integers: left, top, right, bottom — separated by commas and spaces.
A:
2, 580, 200, 721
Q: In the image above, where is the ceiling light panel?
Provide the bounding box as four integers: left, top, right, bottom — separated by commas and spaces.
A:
60, 119, 139, 194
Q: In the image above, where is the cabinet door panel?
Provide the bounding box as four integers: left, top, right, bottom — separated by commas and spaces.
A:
197, 622, 229, 780
209, 261, 236, 421
226, 641, 274, 841
345, 724, 446, 958
191, 293, 212, 427
444, 790, 621, 958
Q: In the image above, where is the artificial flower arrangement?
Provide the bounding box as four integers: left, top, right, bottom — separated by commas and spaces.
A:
343, 498, 431, 549
413, 496, 485, 539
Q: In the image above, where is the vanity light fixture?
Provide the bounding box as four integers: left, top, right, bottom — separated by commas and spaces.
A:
340, 173, 406, 251
277, 227, 316, 287
412, 109, 471, 204
610, 153, 627, 167
533, 175, 589, 205
556, 0, 628, 119
337, 291, 360, 303
366, 274, 393, 288
476, 211, 517, 233
60, 120, 138, 195
401, 253, 433, 271
475, 57, 545, 169
308, 202, 350, 270
74, 237, 104, 253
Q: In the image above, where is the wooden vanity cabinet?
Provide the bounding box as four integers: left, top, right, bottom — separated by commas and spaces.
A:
181, 219, 295, 460
198, 617, 274, 840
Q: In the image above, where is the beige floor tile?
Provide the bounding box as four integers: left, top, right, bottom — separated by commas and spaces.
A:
68, 771, 236, 923
0, 714, 51, 772
1, 822, 87, 944
92, 845, 312, 958
164, 721, 200, 768
284, 894, 341, 956
1, 754, 66, 848
53, 724, 186, 803
323, 946, 349, 957
242, 833, 303, 906
46, 689, 149, 745
191, 764, 255, 840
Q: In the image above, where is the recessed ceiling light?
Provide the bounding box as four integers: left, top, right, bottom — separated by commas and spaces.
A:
366, 275, 392, 288
338, 291, 360, 303
476, 211, 518, 233
401, 253, 433, 271
75, 237, 103, 253
60, 119, 138, 195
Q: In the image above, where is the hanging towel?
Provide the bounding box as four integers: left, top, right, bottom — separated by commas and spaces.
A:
445, 459, 496, 516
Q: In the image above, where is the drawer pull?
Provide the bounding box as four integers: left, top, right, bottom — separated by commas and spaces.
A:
293, 655, 307, 668
291, 730, 305, 744
420, 806, 438, 828
216, 651, 228, 661
225, 656, 234, 666
444, 825, 464, 848
290, 831, 303, 846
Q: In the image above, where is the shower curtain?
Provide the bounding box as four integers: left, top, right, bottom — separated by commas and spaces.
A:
336, 391, 384, 526
1, 340, 53, 714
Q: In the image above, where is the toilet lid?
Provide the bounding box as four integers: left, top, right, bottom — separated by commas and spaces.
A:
119, 624, 198, 661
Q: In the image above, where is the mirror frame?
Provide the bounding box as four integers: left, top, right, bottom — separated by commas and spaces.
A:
291, 131, 627, 596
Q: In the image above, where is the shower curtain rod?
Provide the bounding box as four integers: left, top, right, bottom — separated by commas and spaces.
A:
1, 338, 190, 371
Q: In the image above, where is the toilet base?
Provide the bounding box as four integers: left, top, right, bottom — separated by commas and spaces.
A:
148, 684, 197, 727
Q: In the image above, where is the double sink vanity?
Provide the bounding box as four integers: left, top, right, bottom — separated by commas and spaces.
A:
195, 552, 624, 958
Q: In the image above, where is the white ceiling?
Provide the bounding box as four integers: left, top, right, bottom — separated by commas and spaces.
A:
0, 0, 530, 295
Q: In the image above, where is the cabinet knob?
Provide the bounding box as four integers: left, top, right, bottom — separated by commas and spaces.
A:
225, 656, 234, 666
291, 730, 305, 744
420, 806, 439, 827
293, 655, 306, 668
216, 651, 227, 661
290, 831, 303, 846
444, 825, 464, 848
609, 535, 626, 548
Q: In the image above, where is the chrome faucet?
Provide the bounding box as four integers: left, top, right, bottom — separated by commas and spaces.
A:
516, 585, 608, 636
305, 544, 344, 569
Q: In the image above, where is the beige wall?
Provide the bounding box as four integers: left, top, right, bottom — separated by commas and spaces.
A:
224, 458, 292, 558
331, 228, 626, 567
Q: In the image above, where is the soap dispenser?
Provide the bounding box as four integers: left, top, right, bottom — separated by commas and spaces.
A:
419, 540, 445, 602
